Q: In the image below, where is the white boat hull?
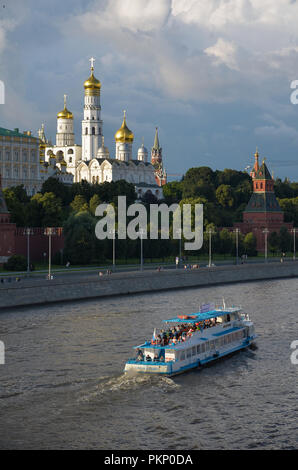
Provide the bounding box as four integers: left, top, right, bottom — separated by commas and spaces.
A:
124, 336, 256, 377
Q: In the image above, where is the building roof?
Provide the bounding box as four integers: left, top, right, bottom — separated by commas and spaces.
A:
0, 127, 37, 140
253, 160, 272, 180
244, 192, 282, 213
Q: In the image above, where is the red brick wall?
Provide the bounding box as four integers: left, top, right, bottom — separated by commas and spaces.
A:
0, 219, 16, 261
14, 228, 65, 262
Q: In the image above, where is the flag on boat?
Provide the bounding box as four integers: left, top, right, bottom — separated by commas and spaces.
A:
200, 303, 215, 313
152, 328, 157, 342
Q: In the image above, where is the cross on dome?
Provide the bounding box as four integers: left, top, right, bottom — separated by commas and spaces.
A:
90, 57, 95, 70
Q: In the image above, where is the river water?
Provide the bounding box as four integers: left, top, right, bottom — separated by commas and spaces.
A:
0, 279, 297, 450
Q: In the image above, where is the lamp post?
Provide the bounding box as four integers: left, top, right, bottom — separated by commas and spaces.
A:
233, 228, 240, 265
207, 228, 215, 267
291, 228, 297, 261
262, 228, 269, 263
44, 228, 56, 280
140, 228, 146, 271
109, 229, 117, 271
175, 228, 182, 269
24, 228, 33, 274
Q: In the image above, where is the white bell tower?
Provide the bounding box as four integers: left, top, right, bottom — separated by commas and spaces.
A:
82, 58, 103, 161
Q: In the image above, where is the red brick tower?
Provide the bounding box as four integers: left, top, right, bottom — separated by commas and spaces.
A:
234, 149, 293, 251
151, 128, 167, 186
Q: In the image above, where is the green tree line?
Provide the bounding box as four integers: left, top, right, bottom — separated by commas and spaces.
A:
3, 167, 298, 265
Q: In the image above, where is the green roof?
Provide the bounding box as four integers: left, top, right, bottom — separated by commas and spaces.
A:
0, 127, 37, 139
254, 161, 272, 180
244, 192, 282, 213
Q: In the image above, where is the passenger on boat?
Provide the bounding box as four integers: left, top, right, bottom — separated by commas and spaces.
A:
146, 354, 152, 362
136, 348, 144, 361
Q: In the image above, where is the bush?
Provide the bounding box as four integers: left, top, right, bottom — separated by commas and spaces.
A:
4, 255, 27, 271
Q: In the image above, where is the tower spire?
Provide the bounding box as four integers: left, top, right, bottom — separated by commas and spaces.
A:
153, 127, 160, 150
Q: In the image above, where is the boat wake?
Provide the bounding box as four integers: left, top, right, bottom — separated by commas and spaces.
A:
78, 373, 180, 403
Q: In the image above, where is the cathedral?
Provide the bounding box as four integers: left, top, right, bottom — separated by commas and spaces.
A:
41, 59, 166, 199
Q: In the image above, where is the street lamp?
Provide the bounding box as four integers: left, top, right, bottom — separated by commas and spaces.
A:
233, 228, 241, 265
207, 228, 215, 267
140, 228, 146, 271
174, 228, 182, 269
44, 227, 56, 280
262, 228, 269, 263
109, 229, 117, 271
23, 228, 33, 274
291, 228, 297, 261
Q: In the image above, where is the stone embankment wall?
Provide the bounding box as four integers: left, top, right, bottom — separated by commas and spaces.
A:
0, 262, 297, 310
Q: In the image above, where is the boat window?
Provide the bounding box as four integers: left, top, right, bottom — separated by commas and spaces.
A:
197, 345, 200, 354
201, 344, 205, 353
205, 342, 209, 351
210, 341, 215, 350
192, 347, 196, 356
187, 349, 192, 358
180, 351, 185, 360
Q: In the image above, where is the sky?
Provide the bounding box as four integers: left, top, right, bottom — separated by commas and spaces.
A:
1, 0, 298, 180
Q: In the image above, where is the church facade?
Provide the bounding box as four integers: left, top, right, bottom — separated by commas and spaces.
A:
43, 59, 166, 200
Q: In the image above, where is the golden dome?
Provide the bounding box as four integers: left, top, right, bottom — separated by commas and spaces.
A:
84, 68, 101, 96
115, 111, 134, 143
57, 107, 73, 120
57, 95, 73, 120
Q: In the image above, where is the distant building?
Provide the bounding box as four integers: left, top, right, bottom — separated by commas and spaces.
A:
234, 149, 293, 251
0, 127, 40, 195
43, 58, 164, 199
151, 127, 167, 186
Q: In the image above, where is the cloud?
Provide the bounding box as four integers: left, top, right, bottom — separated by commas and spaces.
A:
205, 38, 238, 70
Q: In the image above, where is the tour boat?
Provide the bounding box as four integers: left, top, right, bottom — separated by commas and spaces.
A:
124, 302, 257, 377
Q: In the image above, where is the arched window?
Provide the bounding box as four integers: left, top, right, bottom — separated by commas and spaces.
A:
92, 127, 95, 135
85, 128, 88, 135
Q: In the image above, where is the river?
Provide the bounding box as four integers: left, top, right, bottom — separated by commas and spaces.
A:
0, 278, 297, 449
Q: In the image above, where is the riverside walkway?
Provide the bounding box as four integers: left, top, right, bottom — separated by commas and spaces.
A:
0, 261, 298, 310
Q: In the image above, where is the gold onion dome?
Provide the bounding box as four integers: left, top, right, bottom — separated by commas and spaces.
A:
115, 111, 134, 143
57, 95, 73, 120
84, 65, 101, 95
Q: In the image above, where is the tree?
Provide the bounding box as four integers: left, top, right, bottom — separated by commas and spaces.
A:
268, 231, 279, 254
41, 177, 71, 205
218, 229, 234, 255
279, 226, 291, 253
70, 195, 89, 213
243, 232, 257, 256
89, 194, 101, 215
63, 212, 97, 264
182, 167, 216, 199
216, 184, 234, 208
3, 188, 27, 226
31, 192, 64, 227
162, 181, 183, 204
4, 255, 27, 271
